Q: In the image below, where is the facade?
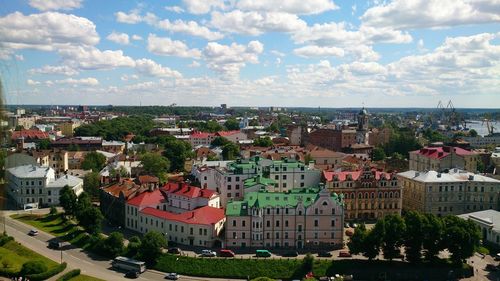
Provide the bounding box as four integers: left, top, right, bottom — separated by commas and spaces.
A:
463, 135, 500, 148
6, 164, 83, 208
52, 137, 103, 151
458, 210, 500, 247
368, 127, 391, 147
189, 132, 215, 147
225, 187, 344, 249
31, 149, 69, 174
308, 149, 345, 166
216, 130, 248, 143
356, 108, 369, 145
307, 128, 356, 152
323, 166, 402, 221
409, 146, 479, 172
11, 129, 49, 143
398, 169, 500, 216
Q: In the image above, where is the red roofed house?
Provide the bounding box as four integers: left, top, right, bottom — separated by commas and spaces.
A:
189, 131, 215, 147
215, 130, 247, 143
409, 146, 479, 172
11, 129, 49, 143
125, 182, 225, 247
323, 165, 402, 221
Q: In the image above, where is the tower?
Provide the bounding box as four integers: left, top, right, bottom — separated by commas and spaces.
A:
356, 107, 369, 144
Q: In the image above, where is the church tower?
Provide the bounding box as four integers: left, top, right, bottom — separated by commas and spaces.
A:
356, 107, 369, 144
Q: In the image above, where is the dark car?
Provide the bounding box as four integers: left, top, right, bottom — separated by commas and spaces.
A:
282, 251, 299, 257
48, 240, 63, 249
486, 264, 498, 271
168, 247, 181, 254
317, 251, 333, 257
125, 270, 139, 278
338, 251, 352, 258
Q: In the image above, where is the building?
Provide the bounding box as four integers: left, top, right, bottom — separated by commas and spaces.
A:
51, 137, 103, 151
458, 210, 500, 246
125, 185, 225, 247
215, 130, 248, 143
6, 164, 83, 208
368, 127, 391, 147
323, 166, 402, 221
225, 187, 344, 249
307, 148, 345, 167
161, 182, 220, 213
102, 140, 126, 154
11, 129, 49, 143
409, 146, 479, 172
189, 132, 215, 147
307, 128, 356, 152
356, 108, 369, 145
57, 120, 81, 137
398, 169, 500, 216
285, 126, 305, 146
463, 135, 500, 148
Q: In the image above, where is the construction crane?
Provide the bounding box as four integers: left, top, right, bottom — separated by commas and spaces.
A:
482, 119, 496, 135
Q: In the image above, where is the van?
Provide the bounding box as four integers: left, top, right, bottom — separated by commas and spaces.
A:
219, 249, 235, 257
256, 249, 272, 257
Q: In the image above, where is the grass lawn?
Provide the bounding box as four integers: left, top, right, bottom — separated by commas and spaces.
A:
12, 213, 94, 250
68, 274, 106, 281
0, 239, 59, 276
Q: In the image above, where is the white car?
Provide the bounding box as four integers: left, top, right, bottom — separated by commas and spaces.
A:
200, 249, 217, 257
165, 273, 179, 280
28, 229, 39, 236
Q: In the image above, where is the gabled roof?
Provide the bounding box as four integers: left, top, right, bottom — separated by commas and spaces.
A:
137, 175, 159, 184
323, 169, 393, 182
11, 129, 49, 140
141, 205, 225, 225
190, 132, 214, 139
127, 188, 165, 207
162, 182, 217, 199
216, 130, 242, 137
412, 146, 475, 159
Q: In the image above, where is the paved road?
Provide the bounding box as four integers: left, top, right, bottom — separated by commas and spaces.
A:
2, 210, 242, 281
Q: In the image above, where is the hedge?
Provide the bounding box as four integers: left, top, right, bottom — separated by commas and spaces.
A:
26, 262, 67, 281
0, 235, 13, 246
57, 269, 81, 281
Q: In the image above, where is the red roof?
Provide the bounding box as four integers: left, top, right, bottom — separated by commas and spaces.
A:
412, 146, 474, 159
190, 131, 214, 139
216, 130, 241, 137
140, 206, 225, 225
127, 189, 165, 207
138, 175, 159, 184
11, 129, 49, 140
162, 182, 216, 199
323, 170, 392, 182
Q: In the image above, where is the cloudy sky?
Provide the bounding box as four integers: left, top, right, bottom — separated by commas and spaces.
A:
1, 0, 499, 107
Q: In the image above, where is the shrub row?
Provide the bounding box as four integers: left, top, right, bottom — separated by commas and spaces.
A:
0, 234, 13, 246
26, 262, 67, 281
57, 269, 81, 281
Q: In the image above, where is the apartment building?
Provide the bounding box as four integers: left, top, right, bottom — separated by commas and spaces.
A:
398, 169, 500, 216
323, 166, 402, 221
225, 187, 344, 249
409, 146, 479, 172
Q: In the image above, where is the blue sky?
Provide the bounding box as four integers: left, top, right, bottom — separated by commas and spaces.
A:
1, 0, 499, 107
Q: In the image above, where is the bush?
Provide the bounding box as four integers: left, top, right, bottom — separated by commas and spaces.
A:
251, 278, 276, 281
27, 262, 67, 281
50, 206, 58, 215
0, 235, 13, 246
56, 268, 81, 281
21, 260, 48, 275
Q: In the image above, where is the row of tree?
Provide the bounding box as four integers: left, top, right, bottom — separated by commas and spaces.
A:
348, 212, 481, 265
59, 187, 103, 234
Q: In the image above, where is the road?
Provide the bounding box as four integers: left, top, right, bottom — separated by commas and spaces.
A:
2, 210, 242, 281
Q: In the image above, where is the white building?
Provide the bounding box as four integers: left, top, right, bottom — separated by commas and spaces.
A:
6, 164, 83, 208
458, 210, 500, 246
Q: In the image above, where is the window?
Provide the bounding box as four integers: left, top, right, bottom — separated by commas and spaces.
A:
242, 220, 246, 227
314, 220, 318, 227
228, 177, 232, 182
233, 232, 237, 239
275, 232, 279, 239
298, 225, 302, 231
315, 208, 319, 215
233, 220, 236, 227
275, 175, 279, 180
301, 175, 305, 180
282, 175, 287, 180
276, 221, 280, 227
227, 185, 232, 190
228, 193, 232, 198
236, 185, 240, 189
242, 232, 246, 239
267, 221, 270, 227
48, 190, 51, 196
236, 176, 240, 181
285, 220, 289, 227
267, 208, 270, 215
331, 220, 335, 227
285, 208, 289, 214
282, 183, 287, 188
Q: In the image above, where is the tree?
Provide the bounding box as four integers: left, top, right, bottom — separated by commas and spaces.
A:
139, 231, 167, 265
75, 192, 92, 219
126, 236, 142, 257
83, 172, 101, 199
477, 160, 486, 173
442, 216, 480, 264
211, 136, 230, 147
59, 185, 77, 218
78, 206, 103, 234
109, 166, 129, 178
253, 137, 273, 147
163, 139, 193, 172
348, 224, 367, 255
49, 206, 57, 215
403, 211, 425, 263
381, 215, 406, 261
21, 260, 47, 275
37, 139, 51, 150
302, 253, 314, 273
422, 213, 444, 261
266, 122, 279, 133
363, 220, 384, 260
469, 129, 478, 137
82, 151, 106, 172
222, 142, 240, 160
224, 118, 240, 131
372, 147, 386, 161
141, 153, 170, 181
249, 119, 259, 126
102, 232, 125, 258
304, 154, 313, 164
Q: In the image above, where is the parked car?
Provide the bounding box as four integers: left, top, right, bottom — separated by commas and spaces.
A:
256, 249, 272, 257
317, 251, 333, 257
48, 240, 63, 249
345, 229, 354, 237
349, 222, 358, 228
486, 264, 498, 271
219, 249, 235, 257
338, 251, 352, 258
344, 222, 350, 228
282, 251, 299, 257
495, 253, 500, 261
200, 249, 217, 257
28, 229, 39, 236
125, 270, 139, 279
165, 273, 179, 280
168, 247, 181, 254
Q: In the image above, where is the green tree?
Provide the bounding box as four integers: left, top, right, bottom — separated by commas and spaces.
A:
253, 137, 273, 147
126, 236, 142, 257
372, 147, 386, 161
83, 172, 101, 199
249, 119, 259, 126
49, 206, 57, 215
139, 231, 167, 266
82, 151, 106, 172
141, 153, 170, 181
78, 206, 103, 235
200, 120, 223, 132
21, 260, 47, 275
102, 232, 125, 258
211, 136, 230, 147
222, 142, 240, 160
348, 223, 367, 255
75, 192, 92, 219
442, 216, 480, 264
422, 213, 444, 261
304, 154, 313, 164
477, 161, 485, 173
302, 253, 314, 272
381, 214, 406, 261
224, 118, 240, 131
163, 140, 192, 172
37, 139, 51, 150
59, 185, 77, 218
469, 129, 478, 137
363, 220, 384, 260
266, 122, 279, 133
109, 166, 129, 178
403, 211, 425, 263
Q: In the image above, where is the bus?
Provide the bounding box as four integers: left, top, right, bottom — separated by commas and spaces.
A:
111, 256, 146, 273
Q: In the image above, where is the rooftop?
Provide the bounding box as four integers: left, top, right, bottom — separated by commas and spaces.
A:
46, 174, 83, 188
11, 129, 49, 140
323, 169, 394, 182
141, 205, 225, 225
7, 164, 52, 178
162, 182, 217, 199
397, 169, 500, 183
243, 175, 276, 188
127, 188, 165, 207
458, 210, 500, 233
412, 146, 475, 160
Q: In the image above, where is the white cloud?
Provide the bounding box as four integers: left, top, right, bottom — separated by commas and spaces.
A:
188, 61, 201, 67
293, 45, 344, 58
156, 19, 224, 40
165, 6, 185, 13
106, 32, 130, 45
120, 74, 139, 81
29, 65, 79, 76
147, 34, 201, 58
254, 76, 276, 86
203, 40, 264, 76
27, 79, 41, 85
131, 34, 143, 41
361, 0, 500, 30
135, 58, 183, 78
0, 12, 99, 51
29, 0, 83, 11
236, 0, 337, 15
15, 54, 24, 61
55, 77, 99, 86
115, 10, 142, 24
210, 10, 307, 36
271, 50, 285, 57
58, 46, 136, 70
182, 0, 226, 14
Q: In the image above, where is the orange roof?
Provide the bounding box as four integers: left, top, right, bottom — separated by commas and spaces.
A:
11, 129, 49, 140
190, 131, 214, 138
138, 175, 159, 184
216, 130, 241, 137
103, 179, 142, 199
162, 182, 216, 199
141, 206, 225, 225
127, 188, 165, 207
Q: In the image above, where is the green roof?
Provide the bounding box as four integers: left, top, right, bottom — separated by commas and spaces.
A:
270, 159, 305, 168
243, 175, 276, 188
226, 188, 343, 216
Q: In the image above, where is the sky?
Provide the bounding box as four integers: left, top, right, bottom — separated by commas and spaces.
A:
0, 0, 499, 108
